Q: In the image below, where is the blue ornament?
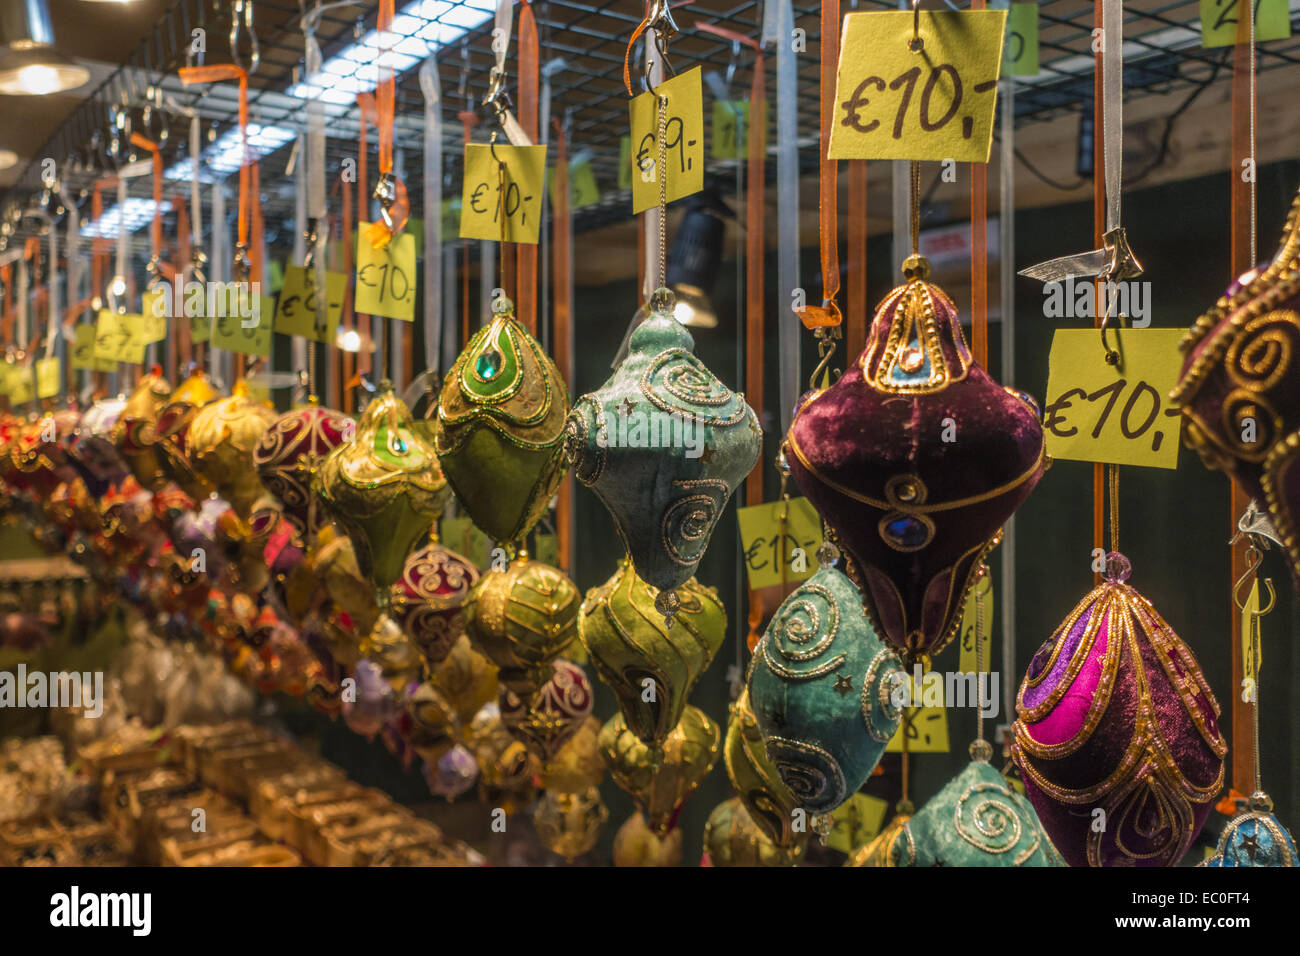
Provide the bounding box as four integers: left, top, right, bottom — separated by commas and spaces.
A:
1204, 794, 1296, 867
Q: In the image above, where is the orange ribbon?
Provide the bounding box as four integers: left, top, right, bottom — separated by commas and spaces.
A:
515, 0, 539, 334
799, 0, 841, 332
180, 64, 251, 260
363, 0, 410, 249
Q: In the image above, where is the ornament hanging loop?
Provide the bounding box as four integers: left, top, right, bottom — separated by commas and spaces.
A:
910, 0, 923, 52
230, 0, 260, 75
1232, 533, 1276, 617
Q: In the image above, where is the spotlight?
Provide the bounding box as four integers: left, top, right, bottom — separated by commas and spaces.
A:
0, 0, 89, 95
664, 190, 732, 329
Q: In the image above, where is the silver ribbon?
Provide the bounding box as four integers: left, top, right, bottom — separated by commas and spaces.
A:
420, 54, 442, 377
771, 0, 801, 431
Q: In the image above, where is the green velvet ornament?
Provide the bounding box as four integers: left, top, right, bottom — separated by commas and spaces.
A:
436, 295, 570, 545
565, 288, 761, 623
888, 756, 1065, 867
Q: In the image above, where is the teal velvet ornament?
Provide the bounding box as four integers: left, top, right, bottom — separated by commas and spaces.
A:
1203, 792, 1297, 867
886, 754, 1065, 866
565, 288, 761, 623
747, 550, 907, 814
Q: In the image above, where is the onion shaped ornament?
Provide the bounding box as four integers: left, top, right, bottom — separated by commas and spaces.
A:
253, 401, 353, 540
702, 797, 805, 867
724, 688, 802, 849
389, 536, 479, 669
187, 381, 279, 519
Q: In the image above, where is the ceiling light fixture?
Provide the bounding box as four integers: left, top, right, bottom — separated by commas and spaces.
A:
0, 0, 90, 95
0, 149, 17, 170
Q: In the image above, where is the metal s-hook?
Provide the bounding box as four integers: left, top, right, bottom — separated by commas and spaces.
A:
640, 0, 679, 96
1099, 305, 1121, 366
1232, 534, 1277, 617
910, 0, 924, 52
489, 129, 502, 164
231, 0, 261, 75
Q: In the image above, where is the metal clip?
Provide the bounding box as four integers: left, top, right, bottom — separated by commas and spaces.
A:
373, 171, 397, 231
233, 242, 251, 283
302, 218, 319, 269
231, 0, 261, 75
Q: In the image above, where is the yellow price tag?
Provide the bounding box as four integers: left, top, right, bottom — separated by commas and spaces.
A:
957, 572, 993, 675
629, 66, 704, 214
1241, 579, 1261, 689
459, 145, 547, 245
188, 311, 211, 344
36, 357, 60, 399
617, 135, 633, 190
736, 497, 824, 590
71, 325, 115, 371
1007, 3, 1040, 76
829, 10, 1006, 162
211, 293, 273, 358
1201, 0, 1291, 48
441, 516, 493, 570
274, 265, 345, 343
7, 365, 35, 404
141, 290, 169, 344
1043, 328, 1185, 470
355, 224, 418, 320
712, 100, 765, 160
94, 310, 145, 364
548, 155, 600, 210
886, 705, 950, 753
827, 793, 889, 854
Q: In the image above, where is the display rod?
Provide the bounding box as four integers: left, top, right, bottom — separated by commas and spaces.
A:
999, 74, 1017, 725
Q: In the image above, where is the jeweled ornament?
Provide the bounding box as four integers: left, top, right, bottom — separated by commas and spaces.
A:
435, 293, 570, 545
724, 688, 802, 848
317, 383, 448, 599
1012, 553, 1226, 867
253, 401, 353, 539
424, 744, 479, 801
565, 288, 761, 623
68, 396, 129, 496
578, 557, 725, 746
498, 659, 592, 763
1203, 792, 1296, 867
187, 381, 279, 519
113, 366, 171, 491
747, 550, 908, 814
784, 255, 1045, 660
612, 813, 683, 867
539, 715, 605, 793
152, 370, 220, 502
390, 536, 479, 668
599, 705, 720, 835
702, 797, 805, 867
1172, 184, 1300, 589
462, 556, 579, 695
533, 786, 608, 861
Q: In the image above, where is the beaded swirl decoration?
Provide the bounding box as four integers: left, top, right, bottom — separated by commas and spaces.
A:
784, 256, 1044, 662
253, 401, 353, 540
499, 658, 594, 763
316, 383, 449, 602
1203, 792, 1297, 867
1172, 184, 1300, 591
435, 293, 570, 546
389, 538, 479, 669
577, 557, 726, 747
565, 288, 761, 625
599, 705, 721, 836
1012, 554, 1226, 867
746, 544, 907, 815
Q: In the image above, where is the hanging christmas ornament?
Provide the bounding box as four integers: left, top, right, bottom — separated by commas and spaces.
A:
612, 813, 683, 867
342, 659, 400, 739
724, 688, 801, 849
747, 547, 907, 814
317, 383, 448, 599
113, 367, 172, 492
359, 614, 425, 693
424, 744, 479, 801
430, 634, 500, 726
845, 808, 913, 867
187, 381, 278, 520
498, 659, 592, 763
565, 289, 760, 623
152, 370, 220, 502
253, 401, 353, 539
702, 797, 805, 867
785, 254, 1044, 661
1012, 553, 1226, 867
466, 702, 540, 801
599, 705, 720, 836
1204, 792, 1296, 867
1173, 185, 1300, 587
389, 536, 479, 668
533, 786, 608, 861
435, 293, 570, 545
399, 678, 458, 764
578, 558, 725, 746
539, 715, 605, 793
462, 556, 579, 695
68, 396, 129, 496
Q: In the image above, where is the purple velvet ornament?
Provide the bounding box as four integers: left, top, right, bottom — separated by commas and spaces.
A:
425, 744, 479, 801
1012, 554, 1226, 867
785, 256, 1044, 661
1173, 184, 1300, 591
342, 659, 400, 740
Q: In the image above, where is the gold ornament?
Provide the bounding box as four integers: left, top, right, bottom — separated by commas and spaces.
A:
114, 368, 172, 491
704, 797, 806, 867
430, 634, 499, 725
579, 558, 725, 747
612, 813, 683, 867
724, 688, 802, 848
317, 383, 449, 599
845, 809, 913, 867
533, 786, 608, 861
359, 614, 425, 692
466, 703, 540, 797
539, 715, 605, 793
463, 556, 579, 695
599, 705, 720, 835
152, 370, 220, 501
187, 381, 279, 518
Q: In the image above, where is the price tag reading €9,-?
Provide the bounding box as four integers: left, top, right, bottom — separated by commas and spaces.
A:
829, 10, 1006, 163
355, 224, 418, 321
629, 66, 704, 214
94, 310, 145, 364
71, 325, 115, 371
459, 144, 547, 245
1043, 328, 1185, 470
274, 265, 346, 343
210, 291, 274, 358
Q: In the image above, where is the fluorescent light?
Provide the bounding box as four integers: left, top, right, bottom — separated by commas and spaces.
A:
288, 0, 494, 102
0, 150, 18, 170
164, 122, 296, 183
79, 198, 173, 238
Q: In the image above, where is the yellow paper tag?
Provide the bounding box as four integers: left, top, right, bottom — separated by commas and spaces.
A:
1007, 3, 1040, 76
547, 156, 600, 211
355, 224, 418, 320
36, 357, 60, 399
1201, 0, 1291, 48
441, 516, 493, 570
829, 10, 1006, 163
617, 135, 633, 190
1241, 579, 1261, 689
189, 311, 211, 344
736, 497, 824, 590
1043, 328, 1185, 470
712, 100, 766, 160
7, 366, 35, 404
141, 290, 169, 344
94, 310, 146, 364
629, 66, 704, 214
210, 293, 273, 358
459, 144, 547, 245
886, 705, 950, 753
274, 265, 346, 343
957, 572, 993, 675
71, 325, 115, 371
442, 198, 462, 238
827, 792, 889, 854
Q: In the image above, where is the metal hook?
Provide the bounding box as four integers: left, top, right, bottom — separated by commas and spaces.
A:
910, 0, 924, 52
1233, 541, 1276, 616
231, 0, 261, 75
489, 130, 501, 163
1099, 306, 1122, 367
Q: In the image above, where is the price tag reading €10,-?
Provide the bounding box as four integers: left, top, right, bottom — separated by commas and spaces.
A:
355, 223, 418, 321
957, 571, 993, 676
210, 291, 274, 358
886, 704, 950, 753
1043, 328, 1186, 470
274, 265, 346, 343
736, 497, 824, 591
93, 310, 145, 364
459, 144, 547, 245
71, 325, 115, 371
829, 10, 1006, 163
36, 358, 60, 399
629, 66, 704, 214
